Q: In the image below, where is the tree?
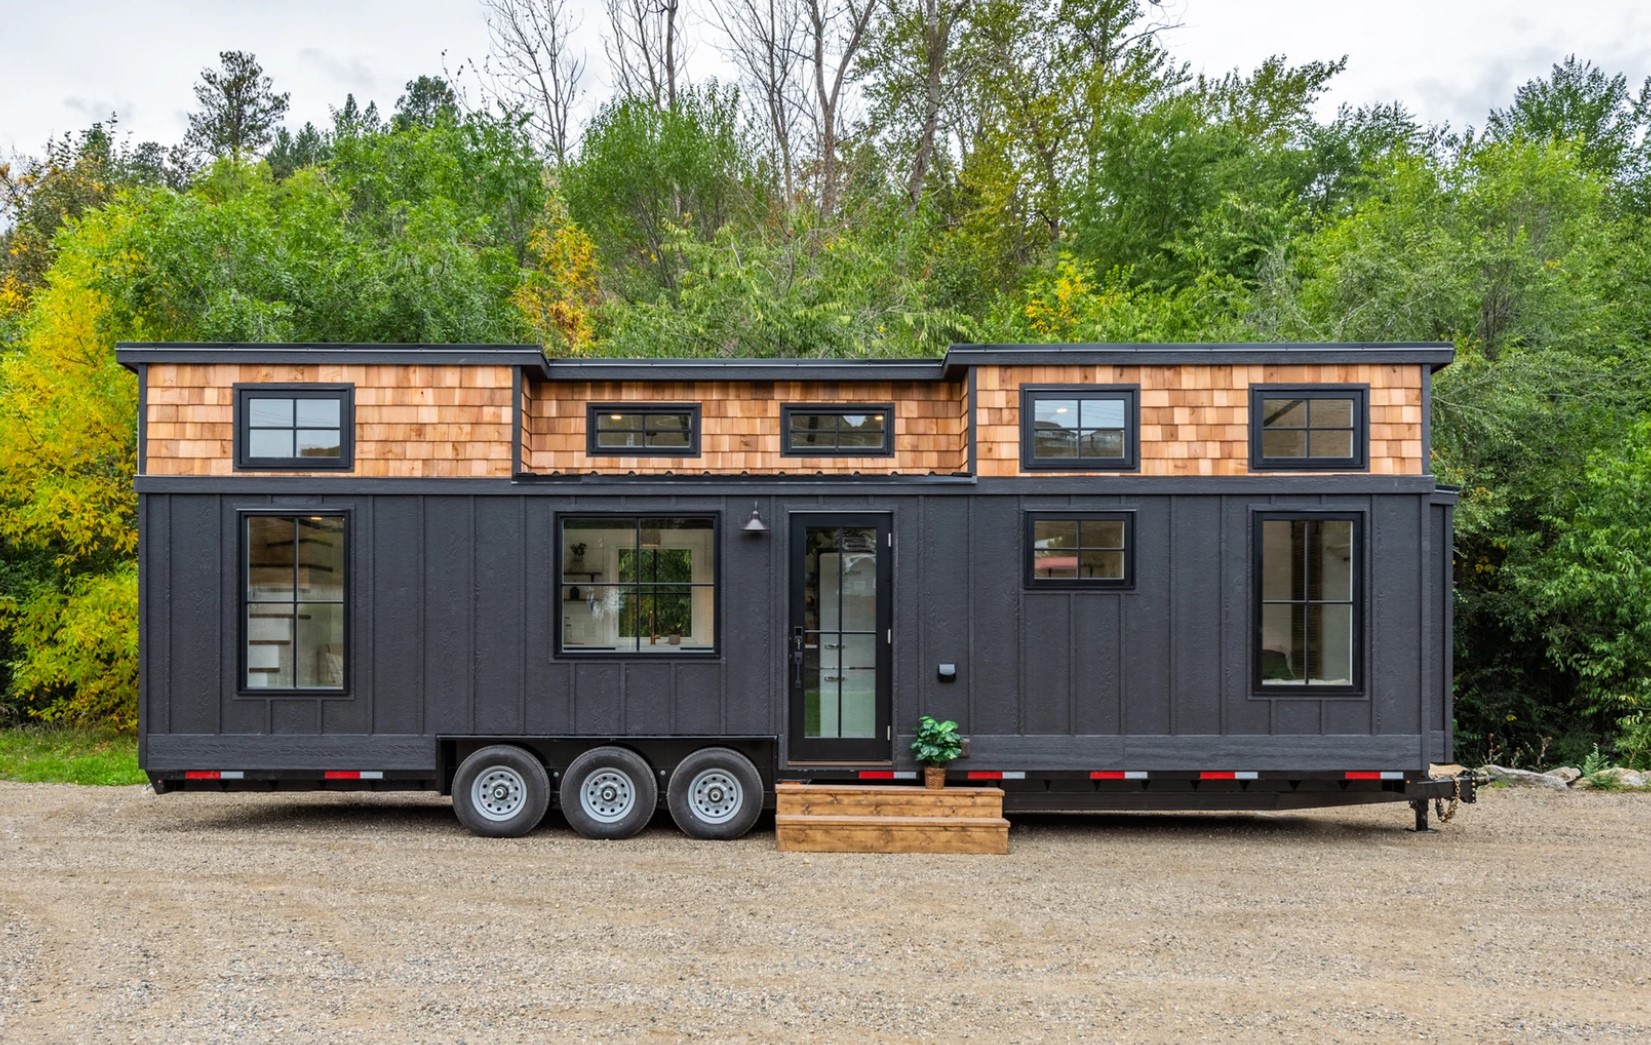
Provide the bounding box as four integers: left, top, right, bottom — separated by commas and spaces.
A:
267, 122, 329, 180
393, 75, 460, 131
331, 93, 385, 138
563, 85, 756, 293
183, 51, 291, 159
711, 0, 809, 202
1487, 55, 1651, 190
604, 0, 686, 109
801, 0, 877, 217
478, 1, 586, 163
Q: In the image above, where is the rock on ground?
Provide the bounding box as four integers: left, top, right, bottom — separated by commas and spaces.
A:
1480, 764, 1571, 789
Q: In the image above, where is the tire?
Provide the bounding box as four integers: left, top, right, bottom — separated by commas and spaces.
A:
667, 747, 763, 840
452, 745, 551, 838
560, 746, 658, 840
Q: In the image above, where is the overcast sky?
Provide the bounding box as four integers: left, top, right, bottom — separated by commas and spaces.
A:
2, 0, 1648, 158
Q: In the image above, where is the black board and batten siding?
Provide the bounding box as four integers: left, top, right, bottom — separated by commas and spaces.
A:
139, 482, 1453, 776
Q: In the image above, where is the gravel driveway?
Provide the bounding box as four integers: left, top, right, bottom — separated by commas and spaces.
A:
0, 782, 1647, 1042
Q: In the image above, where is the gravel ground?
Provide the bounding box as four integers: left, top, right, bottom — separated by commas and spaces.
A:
0, 783, 1647, 1043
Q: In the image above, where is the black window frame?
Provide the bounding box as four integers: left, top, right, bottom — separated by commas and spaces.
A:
238, 509, 351, 697
554, 514, 721, 658
1251, 511, 1364, 697
586, 403, 702, 457
1249, 385, 1369, 471
780, 403, 896, 457
1019, 385, 1140, 471
1023, 511, 1136, 590
233, 384, 355, 471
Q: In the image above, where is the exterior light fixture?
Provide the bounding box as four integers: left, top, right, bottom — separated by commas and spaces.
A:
742, 501, 769, 535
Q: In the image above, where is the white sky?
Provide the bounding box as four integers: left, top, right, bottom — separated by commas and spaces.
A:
1, 0, 1648, 158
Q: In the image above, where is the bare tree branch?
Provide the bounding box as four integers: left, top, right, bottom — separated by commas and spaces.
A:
604, 0, 687, 109
711, 0, 809, 202
479, 0, 588, 163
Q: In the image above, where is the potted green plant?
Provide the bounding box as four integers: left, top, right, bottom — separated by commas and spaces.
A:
911, 715, 963, 789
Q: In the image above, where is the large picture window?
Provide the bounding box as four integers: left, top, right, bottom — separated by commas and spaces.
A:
1255, 514, 1361, 693
1249, 386, 1368, 471
558, 516, 717, 654
244, 514, 347, 692
234, 385, 353, 470
1024, 512, 1134, 589
1020, 386, 1139, 470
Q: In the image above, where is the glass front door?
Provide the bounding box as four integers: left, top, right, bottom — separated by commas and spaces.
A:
789, 515, 892, 762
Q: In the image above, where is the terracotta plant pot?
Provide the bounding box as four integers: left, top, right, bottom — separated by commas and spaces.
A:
924, 765, 946, 789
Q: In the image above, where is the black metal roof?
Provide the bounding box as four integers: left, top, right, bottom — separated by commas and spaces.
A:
115, 341, 1455, 377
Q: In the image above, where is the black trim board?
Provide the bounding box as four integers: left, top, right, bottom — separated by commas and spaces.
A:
145, 733, 437, 772
135, 474, 1451, 496
117, 341, 1456, 381
117, 343, 552, 373
958, 733, 1427, 770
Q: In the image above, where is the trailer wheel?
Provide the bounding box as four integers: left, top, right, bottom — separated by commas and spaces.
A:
667, 747, 763, 840
560, 746, 657, 840
452, 745, 550, 838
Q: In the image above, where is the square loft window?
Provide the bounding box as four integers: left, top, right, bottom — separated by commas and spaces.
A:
781, 405, 894, 456
1020, 387, 1139, 470
234, 385, 354, 470
1250, 386, 1368, 471
587, 404, 701, 457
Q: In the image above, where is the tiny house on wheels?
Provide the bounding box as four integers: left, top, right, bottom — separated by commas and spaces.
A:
117, 341, 1477, 840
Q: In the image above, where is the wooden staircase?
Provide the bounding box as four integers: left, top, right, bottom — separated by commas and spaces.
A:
774, 782, 1010, 854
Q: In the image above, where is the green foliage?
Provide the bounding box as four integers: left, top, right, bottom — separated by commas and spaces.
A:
563, 84, 757, 295
0, 726, 144, 785
911, 715, 963, 767
597, 213, 975, 358
2, 6, 1651, 764
0, 115, 540, 728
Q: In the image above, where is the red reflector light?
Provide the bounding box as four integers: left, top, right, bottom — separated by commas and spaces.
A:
857, 770, 895, 779
184, 770, 220, 780
1200, 771, 1236, 780
965, 771, 1002, 780
1090, 771, 1127, 780
324, 771, 361, 780
1345, 771, 1383, 780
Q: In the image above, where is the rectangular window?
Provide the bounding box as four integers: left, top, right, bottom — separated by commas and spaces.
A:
781, 404, 894, 456
558, 516, 717, 654
587, 404, 701, 456
1025, 512, 1134, 589
234, 385, 353, 470
1020, 386, 1139, 470
244, 514, 347, 692
1250, 386, 1368, 470
1255, 515, 1361, 693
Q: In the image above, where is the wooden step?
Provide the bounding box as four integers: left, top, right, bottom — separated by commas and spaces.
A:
775, 782, 1004, 819
775, 814, 1010, 855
